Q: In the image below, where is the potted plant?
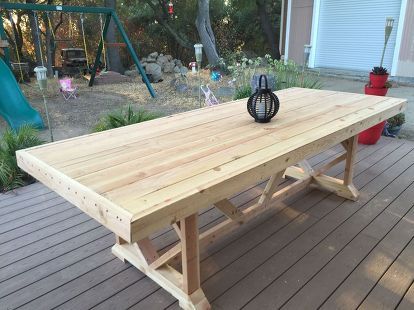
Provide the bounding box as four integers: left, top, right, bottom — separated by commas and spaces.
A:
360, 17, 394, 145
386, 113, 405, 136
369, 66, 389, 88
368, 17, 394, 89
365, 80, 391, 96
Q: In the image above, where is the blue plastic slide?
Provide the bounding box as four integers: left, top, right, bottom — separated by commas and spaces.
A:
0, 58, 44, 130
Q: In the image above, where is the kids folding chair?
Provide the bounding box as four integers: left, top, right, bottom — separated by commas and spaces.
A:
59, 78, 78, 100
200, 85, 219, 106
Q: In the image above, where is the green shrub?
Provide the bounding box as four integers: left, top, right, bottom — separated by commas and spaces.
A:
387, 113, 405, 128
0, 125, 43, 192
234, 85, 252, 100
228, 55, 322, 94
93, 106, 162, 132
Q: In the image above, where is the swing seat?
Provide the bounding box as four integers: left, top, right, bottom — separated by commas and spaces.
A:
59, 78, 78, 100
200, 85, 219, 106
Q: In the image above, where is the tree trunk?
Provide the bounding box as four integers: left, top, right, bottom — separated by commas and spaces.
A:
104, 0, 124, 74
26, 0, 43, 66
195, 0, 220, 66
256, 0, 281, 60
144, 0, 193, 50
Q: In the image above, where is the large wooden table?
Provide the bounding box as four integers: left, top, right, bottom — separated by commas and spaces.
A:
17, 88, 406, 309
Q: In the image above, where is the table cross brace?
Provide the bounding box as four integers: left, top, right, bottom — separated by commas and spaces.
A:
111, 135, 359, 309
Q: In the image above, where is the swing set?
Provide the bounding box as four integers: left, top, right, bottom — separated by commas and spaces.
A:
0, 2, 156, 98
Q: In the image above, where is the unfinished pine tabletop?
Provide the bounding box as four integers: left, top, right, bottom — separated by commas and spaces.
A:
17, 87, 406, 309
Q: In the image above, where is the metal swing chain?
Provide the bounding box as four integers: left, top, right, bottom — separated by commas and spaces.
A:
33, 11, 45, 67
99, 13, 108, 70
80, 13, 90, 68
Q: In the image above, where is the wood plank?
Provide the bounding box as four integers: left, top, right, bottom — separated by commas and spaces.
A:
104, 93, 378, 201
320, 204, 414, 309
8, 140, 396, 310
258, 170, 285, 207
144, 139, 402, 307
0, 227, 110, 284
274, 177, 414, 310
60, 90, 336, 176
343, 135, 358, 185
0, 218, 100, 268
138, 139, 407, 309
214, 199, 243, 220
0, 191, 60, 217
397, 282, 414, 310
358, 236, 414, 309
16, 151, 133, 242
29, 88, 314, 164
125, 97, 405, 241
79, 92, 358, 193
181, 214, 201, 295
0, 202, 73, 236
201, 143, 414, 309
0, 183, 51, 205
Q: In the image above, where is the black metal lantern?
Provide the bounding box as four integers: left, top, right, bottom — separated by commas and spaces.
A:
247, 75, 279, 123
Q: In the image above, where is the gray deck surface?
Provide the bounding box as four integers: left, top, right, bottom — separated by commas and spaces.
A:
1, 137, 414, 310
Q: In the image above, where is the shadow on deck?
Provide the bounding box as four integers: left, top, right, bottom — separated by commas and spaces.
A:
1, 137, 414, 310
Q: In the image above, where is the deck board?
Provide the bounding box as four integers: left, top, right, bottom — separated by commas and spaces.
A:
1, 137, 414, 310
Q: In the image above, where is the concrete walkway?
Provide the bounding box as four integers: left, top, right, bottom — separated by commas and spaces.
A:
320, 76, 414, 139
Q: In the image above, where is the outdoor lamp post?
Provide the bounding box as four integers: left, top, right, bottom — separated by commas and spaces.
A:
34, 66, 48, 90
303, 44, 312, 69
194, 43, 203, 107
34, 66, 54, 142
380, 17, 394, 67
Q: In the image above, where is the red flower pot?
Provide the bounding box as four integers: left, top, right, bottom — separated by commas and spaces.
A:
358, 121, 386, 145
369, 72, 388, 88
364, 84, 388, 96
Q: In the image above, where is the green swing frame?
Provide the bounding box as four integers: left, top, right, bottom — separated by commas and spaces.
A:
0, 2, 156, 98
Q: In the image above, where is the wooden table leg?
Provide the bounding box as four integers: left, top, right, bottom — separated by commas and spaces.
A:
181, 213, 200, 295
112, 214, 210, 310
284, 135, 360, 201
180, 213, 210, 309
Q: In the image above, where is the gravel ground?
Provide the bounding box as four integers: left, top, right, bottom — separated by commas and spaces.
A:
0, 71, 234, 142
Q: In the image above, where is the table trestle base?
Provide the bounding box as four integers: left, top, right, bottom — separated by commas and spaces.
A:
112, 136, 359, 309
284, 135, 359, 201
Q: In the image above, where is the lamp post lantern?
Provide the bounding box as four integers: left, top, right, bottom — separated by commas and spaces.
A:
194, 43, 203, 107
34, 66, 48, 90
34, 66, 54, 142
303, 44, 312, 69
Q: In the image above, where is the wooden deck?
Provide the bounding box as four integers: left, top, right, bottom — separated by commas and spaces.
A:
1, 137, 414, 310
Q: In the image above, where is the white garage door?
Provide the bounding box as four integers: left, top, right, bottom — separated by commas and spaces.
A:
315, 0, 401, 72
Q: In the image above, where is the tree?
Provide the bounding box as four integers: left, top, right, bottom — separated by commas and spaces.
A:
141, 0, 193, 49
255, 0, 281, 59
195, 0, 219, 65
26, 0, 43, 66
105, 0, 124, 73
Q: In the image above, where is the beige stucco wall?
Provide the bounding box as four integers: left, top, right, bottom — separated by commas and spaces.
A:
287, 0, 314, 64
396, 0, 414, 77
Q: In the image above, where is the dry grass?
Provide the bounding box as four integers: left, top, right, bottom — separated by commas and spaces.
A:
3, 71, 234, 141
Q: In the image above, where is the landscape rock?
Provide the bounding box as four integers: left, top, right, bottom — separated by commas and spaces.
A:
145, 63, 162, 82
157, 55, 169, 67
173, 66, 181, 73
166, 55, 173, 61
124, 70, 139, 77
163, 61, 176, 73
148, 52, 158, 59
180, 67, 189, 75
174, 59, 183, 67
